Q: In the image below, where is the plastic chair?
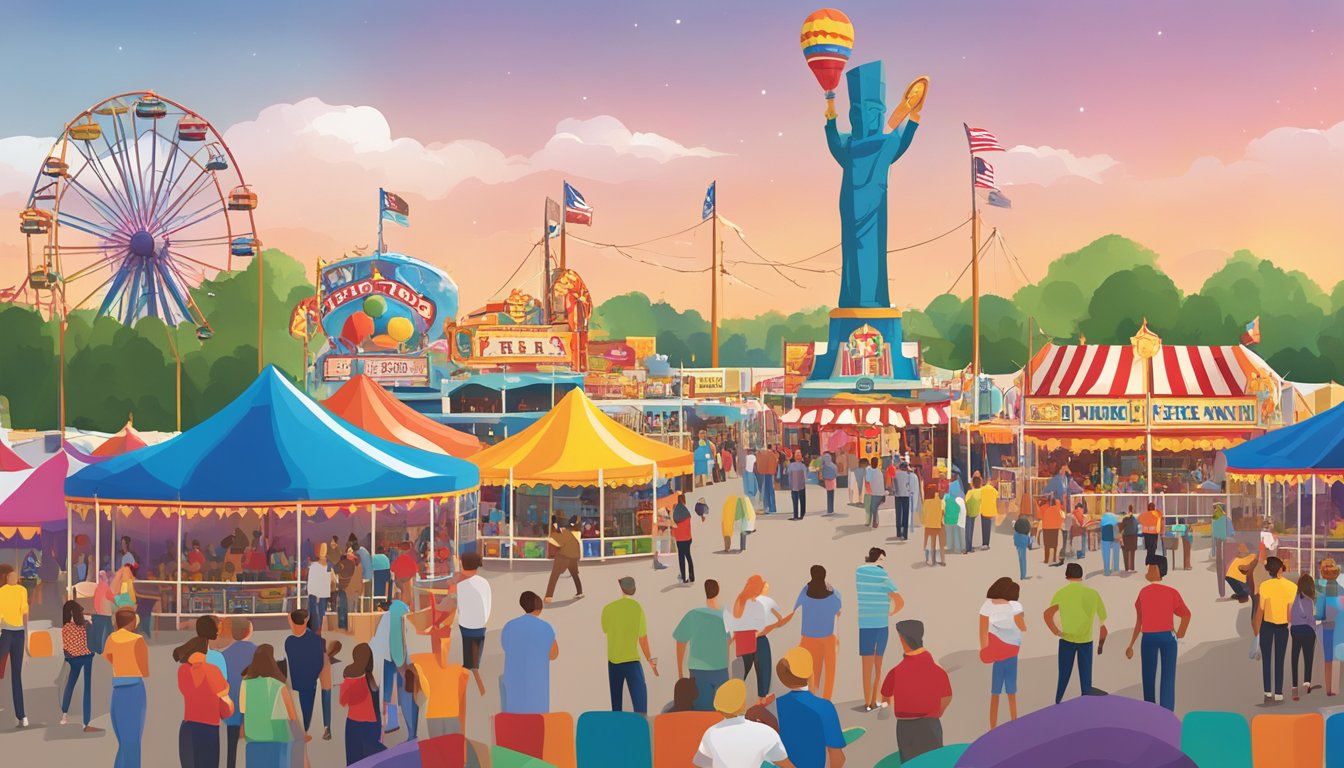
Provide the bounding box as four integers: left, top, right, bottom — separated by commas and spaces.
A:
900, 744, 970, 768
653, 711, 722, 768
495, 713, 546, 759
1327, 712, 1344, 768
417, 733, 467, 768
1182, 710, 1251, 768
541, 712, 577, 768
27, 630, 52, 658
491, 746, 559, 768
1251, 713, 1323, 768
577, 711, 652, 768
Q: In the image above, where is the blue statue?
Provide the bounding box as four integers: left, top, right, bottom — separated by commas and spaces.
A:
825, 62, 928, 309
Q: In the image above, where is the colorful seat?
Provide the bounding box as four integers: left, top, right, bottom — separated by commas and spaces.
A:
1251, 713, 1323, 768
653, 711, 722, 768
416, 733, 466, 768
900, 744, 970, 768
541, 712, 577, 768
1327, 712, 1344, 768
496, 713, 547, 759
577, 711, 651, 768
1182, 711, 1251, 768
27, 630, 52, 658
491, 746, 559, 768
873, 753, 903, 768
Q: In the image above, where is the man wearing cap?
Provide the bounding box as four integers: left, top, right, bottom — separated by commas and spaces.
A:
880, 620, 952, 763
601, 576, 658, 713
695, 678, 792, 768
674, 580, 731, 711
776, 646, 849, 768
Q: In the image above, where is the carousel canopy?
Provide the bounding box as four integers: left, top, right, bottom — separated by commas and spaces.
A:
92, 417, 149, 456
471, 388, 693, 486
1, 440, 31, 471
66, 366, 480, 506
323, 374, 482, 458
1224, 402, 1344, 483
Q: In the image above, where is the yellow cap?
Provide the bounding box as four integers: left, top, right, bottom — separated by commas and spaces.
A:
713, 678, 748, 716
781, 646, 815, 680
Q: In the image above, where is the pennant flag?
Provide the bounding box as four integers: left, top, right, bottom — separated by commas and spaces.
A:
965, 124, 1005, 153
545, 197, 563, 239
702, 181, 716, 220
986, 188, 1013, 208
974, 157, 996, 189
563, 182, 593, 225
380, 189, 410, 227
547, 222, 561, 239
289, 296, 320, 340
1241, 316, 1261, 345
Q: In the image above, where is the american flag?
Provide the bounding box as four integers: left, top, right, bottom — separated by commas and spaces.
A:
564, 182, 593, 225
964, 124, 1005, 153
974, 157, 996, 189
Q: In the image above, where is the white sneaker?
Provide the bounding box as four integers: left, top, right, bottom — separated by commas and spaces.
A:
60, 713, 68, 725
1274, 694, 1285, 702
18, 717, 28, 728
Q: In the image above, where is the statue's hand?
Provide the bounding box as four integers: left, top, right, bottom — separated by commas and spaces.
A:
825, 99, 837, 121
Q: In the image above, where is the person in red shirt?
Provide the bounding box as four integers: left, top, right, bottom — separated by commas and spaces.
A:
672, 493, 695, 584
340, 643, 385, 764
880, 620, 952, 763
1123, 558, 1192, 711
173, 635, 233, 767
390, 548, 419, 583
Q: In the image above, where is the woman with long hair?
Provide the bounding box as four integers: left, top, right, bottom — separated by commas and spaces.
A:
726, 575, 793, 706
239, 644, 299, 768
340, 643, 385, 765
60, 599, 98, 731
174, 632, 233, 768
979, 577, 1026, 728
793, 565, 842, 699
91, 570, 116, 653
1291, 573, 1319, 701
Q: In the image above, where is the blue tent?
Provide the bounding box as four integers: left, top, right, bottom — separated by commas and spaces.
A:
66, 366, 479, 506
1224, 403, 1344, 480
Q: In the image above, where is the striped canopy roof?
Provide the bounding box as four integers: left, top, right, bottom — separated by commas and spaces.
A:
1028, 343, 1272, 399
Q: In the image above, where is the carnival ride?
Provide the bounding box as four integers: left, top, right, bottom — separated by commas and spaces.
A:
9, 91, 258, 340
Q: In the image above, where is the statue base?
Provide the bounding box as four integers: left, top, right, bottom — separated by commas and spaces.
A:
797, 307, 928, 401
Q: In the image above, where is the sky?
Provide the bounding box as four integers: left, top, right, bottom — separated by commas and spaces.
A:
1, 0, 1341, 319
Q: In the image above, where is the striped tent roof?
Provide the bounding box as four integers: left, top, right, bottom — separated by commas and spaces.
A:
1028, 343, 1271, 399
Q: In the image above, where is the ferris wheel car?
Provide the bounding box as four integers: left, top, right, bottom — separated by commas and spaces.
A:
19, 214, 50, 235
195, 324, 214, 341
177, 117, 208, 141
42, 157, 69, 177
227, 185, 258, 210
28, 268, 59, 290
69, 121, 102, 141
135, 96, 167, 119
230, 236, 259, 257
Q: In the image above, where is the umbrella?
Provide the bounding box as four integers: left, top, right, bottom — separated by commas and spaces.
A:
721, 495, 756, 538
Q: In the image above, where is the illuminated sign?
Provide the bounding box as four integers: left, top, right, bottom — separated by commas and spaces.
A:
1151, 398, 1258, 426
474, 327, 575, 365
321, 278, 436, 324
324, 355, 429, 382
1026, 396, 1260, 427
1026, 399, 1144, 425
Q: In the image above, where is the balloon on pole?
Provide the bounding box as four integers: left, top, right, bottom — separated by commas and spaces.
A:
800, 8, 855, 99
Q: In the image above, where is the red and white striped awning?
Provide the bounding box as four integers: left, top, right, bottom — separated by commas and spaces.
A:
1027, 343, 1272, 399
780, 402, 952, 428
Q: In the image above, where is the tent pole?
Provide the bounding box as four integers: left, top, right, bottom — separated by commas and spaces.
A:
508, 468, 515, 565
176, 504, 183, 623
110, 503, 116, 574
297, 502, 304, 614
94, 498, 100, 580
369, 503, 378, 611
1312, 480, 1318, 571
429, 498, 436, 581
599, 468, 606, 562
66, 503, 73, 600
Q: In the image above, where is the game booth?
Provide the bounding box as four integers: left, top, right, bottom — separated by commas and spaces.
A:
470, 388, 693, 562
64, 367, 480, 627
1022, 324, 1283, 526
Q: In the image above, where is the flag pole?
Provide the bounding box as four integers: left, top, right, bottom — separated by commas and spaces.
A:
711, 183, 720, 368
560, 184, 568, 272
377, 187, 385, 255
543, 198, 552, 324
969, 134, 981, 436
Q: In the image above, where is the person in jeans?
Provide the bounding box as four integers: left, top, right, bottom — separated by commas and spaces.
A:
1253, 556, 1297, 702
1318, 559, 1341, 696
674, 580, 730, 711
881, 620, 953, 763
239, 644, 298, 768
1123, 558, 1191, 711
0, 563, 29, 727
339, 643, 385, 765
864, 458, 886, 529
1012, 513, 1033, 581
893, 462, 920, 541
60, 599, 98, 731
104, 608, 149, 767
1120, 507, 1140, 572
1289, 574, 1318, 701
725, 575, 793, 708
755, 444, 779, 515
820, 452, 839, 515
672, 494, 696, 584
305, 556, 331, 634
1044, 563, 1108, 703
788, 451, 809, 520
1099, 508, 1120, 576
283, 609, 325, 733
601, 576, 658, 712
218, 617, 257, 766
965, 476, 983, 551
1211, 504, 1235, 597
173, 634, 234, 768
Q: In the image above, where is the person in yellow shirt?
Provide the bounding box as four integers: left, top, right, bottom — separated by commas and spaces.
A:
1225, 544, 1258, 604
979, 478, 1001, 550
922, 493, 945, 566
103, 608, 150, 766
0, 563, 31, 726
410, 622, 470, 737
1253, 556, 1298, 702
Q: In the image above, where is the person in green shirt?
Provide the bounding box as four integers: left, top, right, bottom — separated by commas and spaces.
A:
601, 576, 658, 713
673, 579, 730, 712
943, 491, 965, 555
1044, 563, 1108, 703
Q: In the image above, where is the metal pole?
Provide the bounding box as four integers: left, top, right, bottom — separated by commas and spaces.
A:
599, 468, 607, 561
257, 244, 265, 373
66, 503, 73, 599
429, 498, 436, 580
1312, 479, 1318, 571
711, 207, 720, 367
94, 497, 101, 577
369, 503, 377, 611
296, 502, 304, 611
508, 467, 515, 564
176, 504, 183, 621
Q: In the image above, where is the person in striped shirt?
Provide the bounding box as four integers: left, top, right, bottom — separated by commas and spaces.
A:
856, 547, 904, 711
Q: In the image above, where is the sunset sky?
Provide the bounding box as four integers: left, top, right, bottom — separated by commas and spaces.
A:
1, 1, 1341, 319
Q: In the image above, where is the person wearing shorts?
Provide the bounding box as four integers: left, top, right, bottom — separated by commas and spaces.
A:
856, 549, 903, 711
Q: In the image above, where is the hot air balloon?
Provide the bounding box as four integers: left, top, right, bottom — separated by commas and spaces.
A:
800, 9, 854, 99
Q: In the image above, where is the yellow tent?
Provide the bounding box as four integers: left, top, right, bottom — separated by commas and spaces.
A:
471, 388, 694, 486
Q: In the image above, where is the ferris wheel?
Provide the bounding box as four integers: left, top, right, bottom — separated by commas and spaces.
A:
16, 91, 259, 339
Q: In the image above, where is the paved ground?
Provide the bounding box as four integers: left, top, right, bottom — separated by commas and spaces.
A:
1, 481, 1336, 765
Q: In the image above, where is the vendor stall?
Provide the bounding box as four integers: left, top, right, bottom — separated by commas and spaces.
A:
779, 398, 954, 486
470, 388, 693, 561
64, 366, 480, 622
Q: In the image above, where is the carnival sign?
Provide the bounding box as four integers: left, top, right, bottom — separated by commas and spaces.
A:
323, 355, 429, 382
473, 327, 575, 365
1151, 398, 1258, 426
687, 369, 727, 395
1027, 398, 1144, 425
317, 253, 458, 359
322, 277, 436, 324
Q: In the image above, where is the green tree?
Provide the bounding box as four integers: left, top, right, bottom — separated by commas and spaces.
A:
1078, 266, 1182, 343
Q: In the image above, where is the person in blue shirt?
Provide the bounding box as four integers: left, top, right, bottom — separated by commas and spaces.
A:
1212, 504, 1235, 598
375, 580, 415, 737
283, 609, 326, 734
501, 591, 559, 713
776, 646, 850, 768
1099, 510, 1120, 576
855, 548, 903, 711
372, 552, 392, 608
217, 617, 257, 768
794, 565, 842, 700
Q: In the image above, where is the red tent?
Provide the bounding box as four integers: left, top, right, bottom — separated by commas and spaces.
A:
93, 418, 149, 457
322, 374, 482, 458
0, 441, 30, 471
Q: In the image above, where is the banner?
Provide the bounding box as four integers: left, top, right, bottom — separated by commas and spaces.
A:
323, 355, 429, 382
1026, 399, 1144, 426
472, 327, 575, 365
321, 278, 435, 323
1150, 398, 1258, 426
686, 369, 727, 395
784, 342, 817, 394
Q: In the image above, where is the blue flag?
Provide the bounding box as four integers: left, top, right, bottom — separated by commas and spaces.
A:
986, 189, 1013, 209
380, 189, 410, 227
702, 181, 716, 220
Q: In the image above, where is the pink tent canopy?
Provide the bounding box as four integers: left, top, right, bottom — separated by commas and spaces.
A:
0, 441, 30, 471
0, 450, 81, 528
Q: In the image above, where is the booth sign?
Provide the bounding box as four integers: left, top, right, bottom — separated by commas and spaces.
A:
1027, 398, 1144, 425
471, 327, 575, 365
324, 355, 429, 382
1150, 397, 1258, 426
687, 369, 727, 395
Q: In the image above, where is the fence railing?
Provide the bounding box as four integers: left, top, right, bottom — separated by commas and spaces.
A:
1072, 492, 1231, 527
